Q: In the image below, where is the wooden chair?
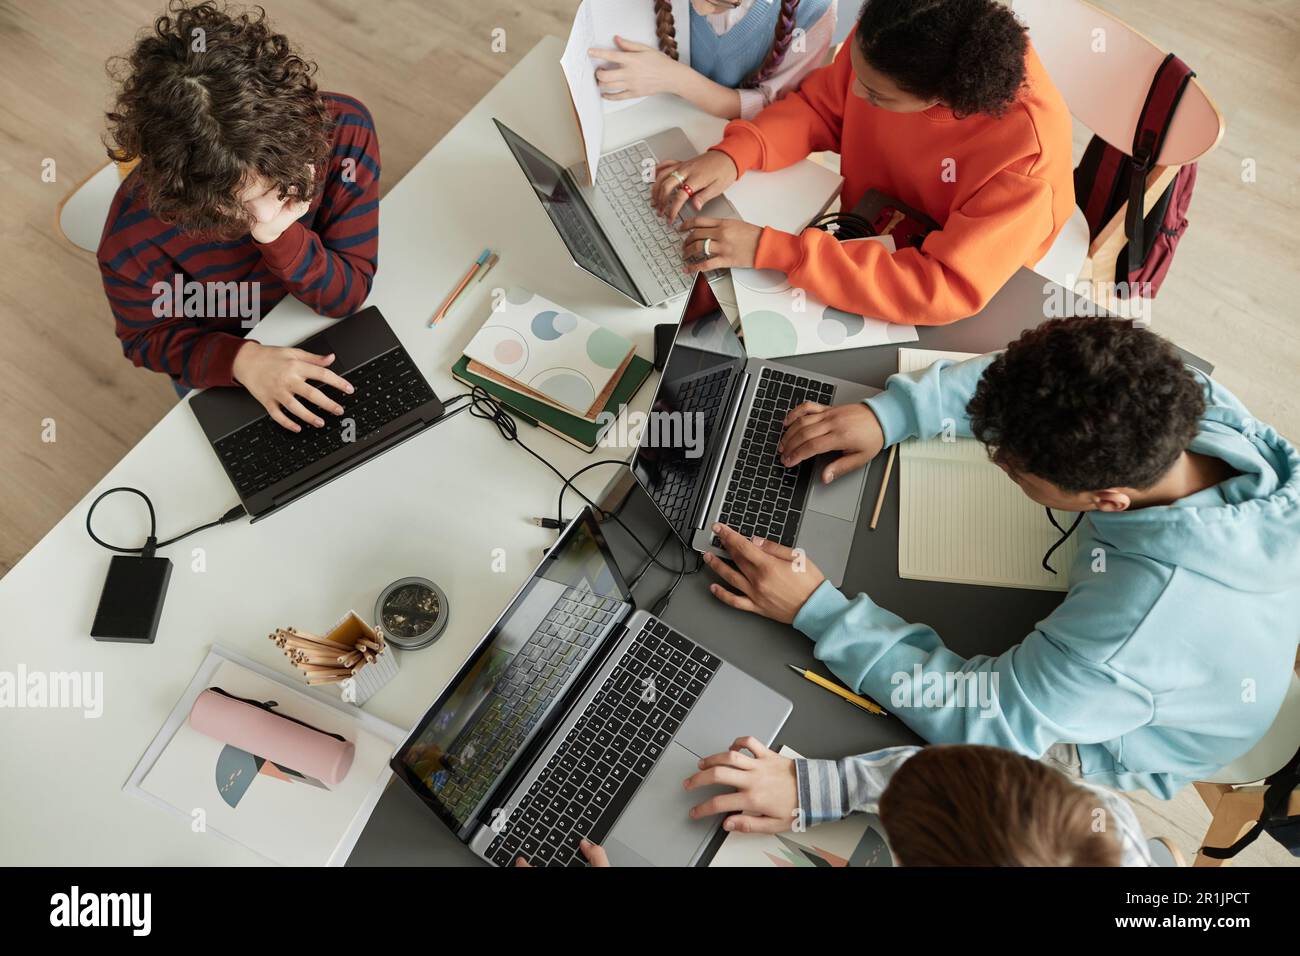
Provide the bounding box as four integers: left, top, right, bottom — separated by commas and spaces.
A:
1148, 835, 1186, 867
1192, 668, 1300, 866
1012, 0, 1225, 318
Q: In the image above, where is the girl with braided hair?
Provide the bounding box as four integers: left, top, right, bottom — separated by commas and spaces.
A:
651, 0, 1075, 331
588, 0, 835, 121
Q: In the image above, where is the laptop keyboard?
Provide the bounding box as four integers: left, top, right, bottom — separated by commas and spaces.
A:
484, 617, 720, 867
646, 366, 731, 529
435, 587, 623, 823
213, 346, 434, 498
714, 368, 836, 548
597, 140, 724, 301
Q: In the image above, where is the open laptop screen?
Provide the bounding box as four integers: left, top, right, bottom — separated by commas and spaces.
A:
493, 119, 641, 303
391, 509, 632, 840
631, 276, 746, 542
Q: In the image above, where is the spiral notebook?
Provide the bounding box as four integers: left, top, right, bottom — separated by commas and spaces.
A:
897, 349, 1080, 591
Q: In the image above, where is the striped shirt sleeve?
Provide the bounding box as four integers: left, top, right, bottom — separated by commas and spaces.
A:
254, 93, 380, 319
794, 746, 920, 826
100, 244, 250, 389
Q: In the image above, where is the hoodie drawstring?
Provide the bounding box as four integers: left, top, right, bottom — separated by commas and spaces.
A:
1042, 508, 1085, 574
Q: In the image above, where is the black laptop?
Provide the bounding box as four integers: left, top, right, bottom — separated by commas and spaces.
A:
190, 306, 444, 520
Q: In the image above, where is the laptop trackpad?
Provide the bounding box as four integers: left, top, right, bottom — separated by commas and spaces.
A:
807, 455, 870, 521
606, 743, 724, 867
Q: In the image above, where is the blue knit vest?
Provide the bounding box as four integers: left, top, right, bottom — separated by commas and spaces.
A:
688, 0, 832, 90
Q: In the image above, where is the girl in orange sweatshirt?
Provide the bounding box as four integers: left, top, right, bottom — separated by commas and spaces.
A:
652, 0, 1075, 325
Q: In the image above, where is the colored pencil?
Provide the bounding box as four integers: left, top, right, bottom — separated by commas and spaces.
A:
430, 248, 491, 326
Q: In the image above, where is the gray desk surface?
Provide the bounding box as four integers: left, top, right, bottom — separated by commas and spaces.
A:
346, 268, 1213, 866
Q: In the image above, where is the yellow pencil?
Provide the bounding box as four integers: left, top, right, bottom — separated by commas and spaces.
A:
786, 664, 889, 717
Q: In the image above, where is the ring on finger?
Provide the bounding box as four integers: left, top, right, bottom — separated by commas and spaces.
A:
681, 182, 696, 198
702, 237, 712, 257
670, 170, 687, 187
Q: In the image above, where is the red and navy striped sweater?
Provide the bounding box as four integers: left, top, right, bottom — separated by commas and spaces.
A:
97, 92, 380, 389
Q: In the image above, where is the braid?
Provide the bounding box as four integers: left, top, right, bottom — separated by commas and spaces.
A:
653, 0, 679, 60
743, 0, 801, 88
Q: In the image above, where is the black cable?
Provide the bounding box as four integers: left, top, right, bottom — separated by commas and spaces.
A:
442, 388, 693, 578
651, 550, 702, 618
629, 528, 674, 589
86, 486, 245, 558
810, 211, 878, 241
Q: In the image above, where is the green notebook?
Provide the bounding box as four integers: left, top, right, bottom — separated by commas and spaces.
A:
451, 352, 653, 452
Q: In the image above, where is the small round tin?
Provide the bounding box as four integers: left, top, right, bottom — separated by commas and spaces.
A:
374, 577, 448, 651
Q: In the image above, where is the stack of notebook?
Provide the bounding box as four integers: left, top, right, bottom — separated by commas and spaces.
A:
452, 289, 653, 451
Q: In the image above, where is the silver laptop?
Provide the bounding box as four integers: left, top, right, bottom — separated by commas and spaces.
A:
630, 275, 879, 588
390, 507, 791, 867
493, 118, 738, 307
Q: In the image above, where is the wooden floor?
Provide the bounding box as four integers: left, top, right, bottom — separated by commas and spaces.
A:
0, 0, 1295, 866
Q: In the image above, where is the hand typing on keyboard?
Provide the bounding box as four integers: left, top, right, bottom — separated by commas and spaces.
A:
703, 523, 827, 625
231, 341, 354, 433
778, 401, 886, 485
516, 738, 800, 866
677, 217, 762, 273
514, 837, 609, 868
652, 152, 737, 221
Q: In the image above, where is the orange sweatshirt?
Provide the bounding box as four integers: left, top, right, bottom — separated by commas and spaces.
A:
712, 43, 1075, 325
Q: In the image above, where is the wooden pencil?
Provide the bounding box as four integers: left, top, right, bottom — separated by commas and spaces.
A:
306, 673, 350, 686
869, 445, 898, 531
297, 664, 351, 676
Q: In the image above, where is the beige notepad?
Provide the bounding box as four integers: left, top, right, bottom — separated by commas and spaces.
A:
896, 349, 1080, 592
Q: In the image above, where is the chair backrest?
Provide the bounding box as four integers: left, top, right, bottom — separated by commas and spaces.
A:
1012, 0, 1223, 165
1207, 672, 1300, 786
56, 162, 126, 254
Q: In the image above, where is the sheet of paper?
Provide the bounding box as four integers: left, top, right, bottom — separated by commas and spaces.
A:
126, 646, 404, 867
708, 747, 894, 867
896, 348, 1081, 591
560, 0, 604, 184
589, 0, 692, 113
733, 236, 918, 359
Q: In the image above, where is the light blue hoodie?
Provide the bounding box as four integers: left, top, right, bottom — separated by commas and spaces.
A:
793, 355, 1300, 798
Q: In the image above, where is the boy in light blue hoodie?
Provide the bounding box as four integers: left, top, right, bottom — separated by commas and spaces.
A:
702, 317, 1300, 798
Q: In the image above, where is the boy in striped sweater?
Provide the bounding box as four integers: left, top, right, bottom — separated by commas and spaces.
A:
98, 1, 379, 432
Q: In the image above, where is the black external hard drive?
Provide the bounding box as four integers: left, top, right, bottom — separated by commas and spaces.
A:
90, 554, 173, 644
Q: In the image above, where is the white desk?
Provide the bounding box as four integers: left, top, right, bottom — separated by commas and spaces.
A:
0, 37, 839, 865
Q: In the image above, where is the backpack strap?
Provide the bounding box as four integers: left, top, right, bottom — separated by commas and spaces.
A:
1199, 743, 1300, 860
1124, 54, 1196, 276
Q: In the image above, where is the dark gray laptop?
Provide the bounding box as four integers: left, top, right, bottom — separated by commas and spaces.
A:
630, 275, 878, 588
494, 118, 738, 307
390, 507, 791, 867
190, 307, 444, 521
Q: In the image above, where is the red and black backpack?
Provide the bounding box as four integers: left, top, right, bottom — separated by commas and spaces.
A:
1073, 53, 1199, 299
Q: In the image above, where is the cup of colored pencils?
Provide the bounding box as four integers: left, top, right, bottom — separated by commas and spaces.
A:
269, 610, 398, 705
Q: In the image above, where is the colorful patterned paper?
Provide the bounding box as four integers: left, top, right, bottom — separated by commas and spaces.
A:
464, 288, 634, 416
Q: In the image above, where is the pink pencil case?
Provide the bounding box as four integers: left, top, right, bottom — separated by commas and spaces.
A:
188, 687, 355, 785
